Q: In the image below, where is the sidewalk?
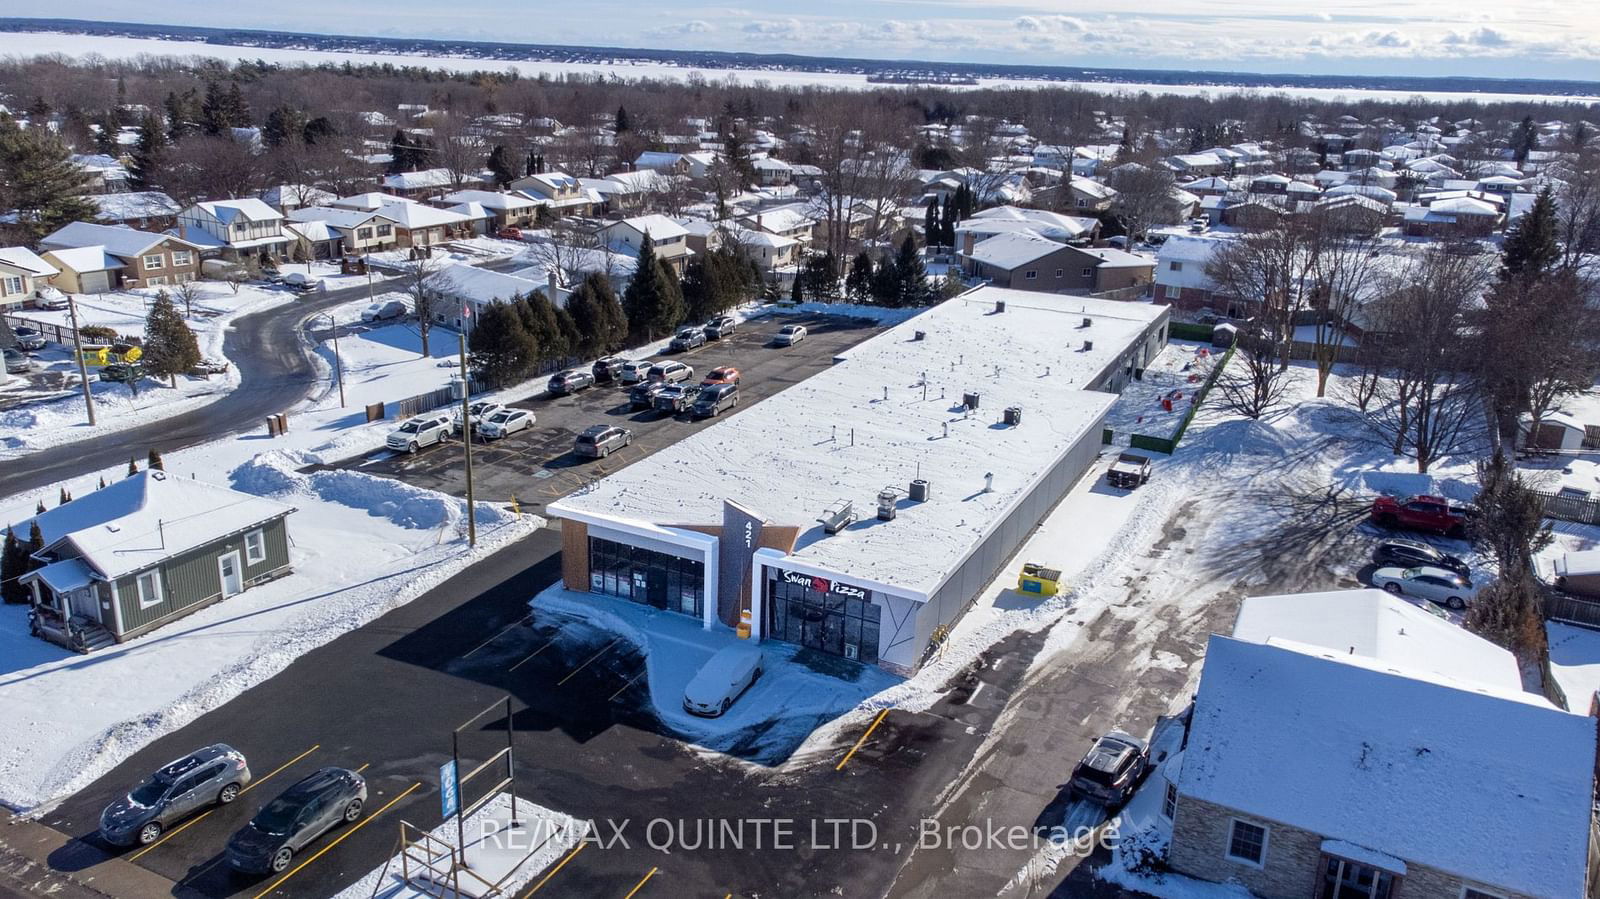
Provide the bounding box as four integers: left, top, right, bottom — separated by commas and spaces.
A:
0, 817, 173, 899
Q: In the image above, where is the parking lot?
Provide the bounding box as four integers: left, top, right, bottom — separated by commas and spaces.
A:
340, 313, 886, 510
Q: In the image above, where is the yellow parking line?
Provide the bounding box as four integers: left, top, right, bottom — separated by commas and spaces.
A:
523, 840, 588, 895
557, 638, 621, 686
462, 619, 527, 659
355, 763, 370, 774
608, 669, 646, 702
130, 744, 320, 860
251, 781, 420, 899
835, 709, 890, 771
508, 633, 564, 672
623, 866, 658, 898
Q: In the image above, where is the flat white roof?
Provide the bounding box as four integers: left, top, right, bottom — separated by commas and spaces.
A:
550, 287, 1165, 598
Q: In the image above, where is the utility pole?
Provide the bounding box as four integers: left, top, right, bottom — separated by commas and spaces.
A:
459, 332, 476, 548
327, 312, 346, 409
66, 296, 96, 426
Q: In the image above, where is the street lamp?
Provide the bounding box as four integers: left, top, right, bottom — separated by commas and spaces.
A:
314, 311, 346, 408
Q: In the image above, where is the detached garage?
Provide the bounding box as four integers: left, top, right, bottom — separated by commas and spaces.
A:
39, 246, 124, 294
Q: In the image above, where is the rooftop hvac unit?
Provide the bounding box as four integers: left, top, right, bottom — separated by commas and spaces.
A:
877, 487, 902, 521
909, 478, 930, 502
995, 300, 1006, 313
1081, 317, 1092, 328
1004, 406, 1022, 426
913, 330, 926, 341
963, 391, 981, 410
1083, 340, 1094, 351
818, 499, 857, 535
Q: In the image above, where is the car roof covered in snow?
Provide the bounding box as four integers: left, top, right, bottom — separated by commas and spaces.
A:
1181, 635, 1594, 898
550, 288, 1163, 600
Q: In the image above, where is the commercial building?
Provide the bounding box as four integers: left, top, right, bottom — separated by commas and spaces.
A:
546, 287, 1169, 674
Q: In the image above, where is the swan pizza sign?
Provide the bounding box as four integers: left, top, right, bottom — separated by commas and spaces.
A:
777, 568, 869, 601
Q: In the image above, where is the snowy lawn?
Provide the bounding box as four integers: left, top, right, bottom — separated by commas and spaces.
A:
367, 236, 527, 272
533, 588, 900, 764
1101, 341, 1219, 444
0, 279, 302, 459
0, 453, 541, 812
1547, 621, 1600, 715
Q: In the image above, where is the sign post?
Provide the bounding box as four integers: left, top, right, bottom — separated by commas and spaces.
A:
439, 758, 461, 850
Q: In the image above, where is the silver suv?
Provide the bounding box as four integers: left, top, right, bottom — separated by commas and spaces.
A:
386, 414, 452, 453
100, 744, 252, 846
575, 425, 632, 458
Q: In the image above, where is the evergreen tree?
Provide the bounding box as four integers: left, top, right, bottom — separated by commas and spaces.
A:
27, 96, 51, 124
487, 144, 517, 188
622, 234, 686, 341
34, 500, 45, 515
1512, 115, 1539, 166
97, 477, 106, 490
941, 196, 957, 247
517, 291, 569, 364
262, 104, 307, 149
1499, 187, 1560, 287
0, 528, 27, 605
224, 82, 250, 128
790, 273, 804, 304
924, 198, 938, 248
846, 252, 874, 302
614, 105, 632, 134
468, 300, 538, 384
147, 448, 164, 471
200, 80, 232, 136
127, 113, 167, 191
870, 254, 899, 305
128, 457, 138, 478
58, 488, 71, 506
565, 273, 629, 358
0, 121, 96, 243
141, 292, 202, 387
894, 234, 930, 306
27, 522, 44, 570
387, 130, 413, 174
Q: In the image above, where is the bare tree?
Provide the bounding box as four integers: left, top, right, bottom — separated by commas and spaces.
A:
172, 278, 202, 318
518, 219, 621, 293
397, 253, 445, 358
1213, 342, 1293, 419
1108, 163, 1177, 243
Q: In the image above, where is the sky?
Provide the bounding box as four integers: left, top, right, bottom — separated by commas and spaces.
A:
9, 1, 1600, 82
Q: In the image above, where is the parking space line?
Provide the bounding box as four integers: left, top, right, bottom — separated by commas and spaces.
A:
130, 743, 321, 860
608, 669, 646, 702
463, 618, 528, 659
557, 638, 621, 686
623, 866, 658, 898
508, 631, 565, 673
250, 781, 421, 899
355, 763, 370, 774
835, 709, 891, 771
523, 840, 587, 895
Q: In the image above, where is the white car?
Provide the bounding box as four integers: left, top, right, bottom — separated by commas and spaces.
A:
477, 408, 534, 439
774, 324, 807, 346
284, 272, 324, 292
1370, 565, 1478, 610
683, 644, 764, 717
385, 414, 453, 453
32, 286, 70, 310
361, 299, 408, 322
619, 359, 655, 384
453, 400, 505, 434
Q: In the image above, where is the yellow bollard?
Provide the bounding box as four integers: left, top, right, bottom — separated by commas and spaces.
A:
510, 493, 520, 517
737, 608, 752, 639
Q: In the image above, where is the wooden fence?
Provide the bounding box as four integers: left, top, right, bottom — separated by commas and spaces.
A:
1545, 592, 1600, 633
1535, 490, 1600, 526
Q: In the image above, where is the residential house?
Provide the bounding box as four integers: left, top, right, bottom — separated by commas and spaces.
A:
599, 215, 692, 276
260, 184, 338, 214
431, 190, 541, 231
174, 199, 290, 261
16, 470, 295, 651
426, 262, 547, 331
1220, 199, 1287, 231
961, 231, 1150, 294
593, 170, 674, 215
69, 154, 130, 194
1402, 195, 1503, 237
40, 222, 202, 291
382, 167, 490, 199
286, 207, 401, 256
964, 206, 1101, 243
1165, 589, 1597, 899
752, 157, 793, 187
0, 247, 57, 309
281, 220, 344, 261
1152, 235, 1238, 316
81, 191, 182, 232
1065, 178, 1117, 212
510, 171, 596, 217
727, 226, 799, 273
634, 151, 692, 176
739, 207, 815, 247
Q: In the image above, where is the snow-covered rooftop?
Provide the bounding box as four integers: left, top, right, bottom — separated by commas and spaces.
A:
1181, 635, 1594, 898
83, 190, 181, 222
550, 288, 1166, 598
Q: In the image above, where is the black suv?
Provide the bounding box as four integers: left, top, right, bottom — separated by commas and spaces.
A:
548, 370, 595, 395
226, 768, 366, 875
630, 381, 667, 410
1372, 539, 1471, 579
1066, 732, 1148, 807
592, 357, 625, 383
691, 383, 739, 418
704, 316, 737, 339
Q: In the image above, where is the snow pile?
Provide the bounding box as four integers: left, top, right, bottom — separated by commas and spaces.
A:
782, 300, 928, 325
231, 451, 513, 532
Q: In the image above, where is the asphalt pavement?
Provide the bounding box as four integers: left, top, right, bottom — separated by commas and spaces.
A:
0, 278, 392, 499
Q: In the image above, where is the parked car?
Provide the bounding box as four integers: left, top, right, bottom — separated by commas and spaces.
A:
386, 414, 453, 453
575, 424, 631, 458
4, 347, 33, 373
591, 357, 626, 383
773, 324, 807, 346
683, 644, 764, 717
226, 768, 367, 875
630, 381, 668, 409
702, 366, 741, 386
496, 226, 525, 240
360, 299, 408, 322
654, 383, 703, 414
670, 327, 707, 352
619, 359, 655, 385
477, 407, 535, 439
189, 357, 230, 377
548, 369, 596, 395
283, 272, 323, 292
99, 744, 252, 847
1370, 565, 1478, 610
10, 326, 46, 351
452, 400, 505, 435
1106, 452, 1152, 489
692, 383, 740, 418
98, 361, 144, 383
1187, 217, 1210, 233
32, 285, 70, 310
1066, 731, 1148, 807
704, 316, 737, 339
1370, 494, 1473, 538
647, 361, 693, 383
1372, 539, 1472, 579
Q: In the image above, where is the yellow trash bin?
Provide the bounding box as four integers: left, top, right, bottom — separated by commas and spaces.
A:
1017, 562, 1062, 598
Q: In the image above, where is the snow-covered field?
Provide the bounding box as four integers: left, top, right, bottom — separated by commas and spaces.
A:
0, 31, 1590, 104
0, 278, 303, 459
1101, 340, 1219, 444
367, 236, 528, 272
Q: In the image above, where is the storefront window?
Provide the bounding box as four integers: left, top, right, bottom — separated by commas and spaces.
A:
589, 537, 704, 618
765, 571, 881, 664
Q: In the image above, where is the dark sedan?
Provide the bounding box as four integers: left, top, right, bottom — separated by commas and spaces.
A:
226, 767, 366, 875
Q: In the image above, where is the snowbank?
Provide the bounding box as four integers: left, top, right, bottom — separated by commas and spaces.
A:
231, 451, 512, 531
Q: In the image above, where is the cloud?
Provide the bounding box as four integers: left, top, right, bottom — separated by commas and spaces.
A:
1013, 15, 1087, 33
1442, 26, 1512, 47
742, 18, 801, 38
649, 20, 712, 37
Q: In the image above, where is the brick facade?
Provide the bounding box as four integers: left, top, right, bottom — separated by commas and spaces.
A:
1169, 794, 1537, 899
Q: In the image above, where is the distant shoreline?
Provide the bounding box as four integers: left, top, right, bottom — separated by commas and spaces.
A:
2, 17, 1597, 103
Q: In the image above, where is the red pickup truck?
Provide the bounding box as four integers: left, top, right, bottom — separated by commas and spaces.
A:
1370, 495, 1472, 538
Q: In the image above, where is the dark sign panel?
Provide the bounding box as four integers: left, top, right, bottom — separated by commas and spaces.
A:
717, 499, 765, 623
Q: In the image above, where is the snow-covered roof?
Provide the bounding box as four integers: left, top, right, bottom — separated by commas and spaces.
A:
550, 288, 1166, 599
609, 214, 689, 242
968, 206, 1098, 240
40, 246, 125, 273
967, 231, 1068, 270
192, 197, 282, 224
604, 170, 673, 193
1556, 549, 1600, 579
1078, 247, 1153, 269
287, 206, 398, 231
1181, 635, 1593, 898
381, 168, 461, 191
375, 200, 469, 230
41, 222, 197, 260
743, 207, 813, 234
1232, 589, 1523, 691
0, 246, 57, 277
430, 262, 543, 306
84, 191, 181, 222
434, 189, 539, 211
283, 220, 335, 243
17, 471, 295, 581
259, 185, 336, 209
